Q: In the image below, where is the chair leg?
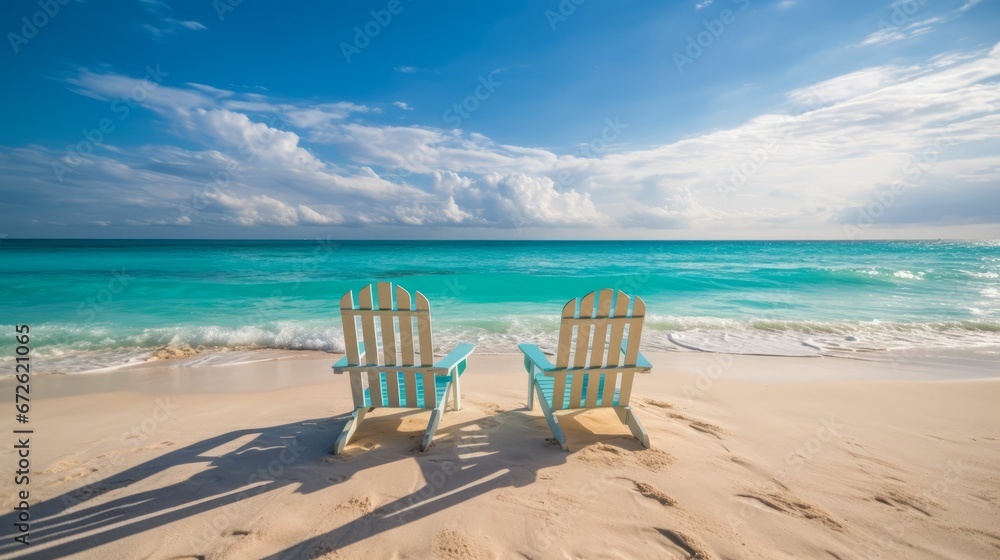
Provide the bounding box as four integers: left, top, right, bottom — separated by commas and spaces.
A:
421, 408, 444, 451
534, 380, 568, 451
615, 406, 650, 448
452, 370, 462, 411
526, 365, 535, 410
334, 407, 368, 455
421, 381, 452, 451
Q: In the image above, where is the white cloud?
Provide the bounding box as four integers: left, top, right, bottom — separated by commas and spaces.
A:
393, 101, 413, 110
143, 18, 207, 38
855, 0, 980, 48
3, 44, 999, 237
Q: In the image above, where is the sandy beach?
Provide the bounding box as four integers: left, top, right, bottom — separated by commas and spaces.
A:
1, 350, 999, 559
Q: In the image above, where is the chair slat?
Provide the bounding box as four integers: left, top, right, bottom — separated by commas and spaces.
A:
552, 373, 567, 411
358, 286, 379, 365
567, 292, 595, 408
568, 373, 584, 409
589, 289, 614, 368
367, 370, 383, 407
350, 371, 366, 408
605, 291, 630, 368
421, 371, 436, 409
555, 299, 576, 368
601, 371, 618, 406
618, 371, 635, 406
391, 286, 419, 406
379, 313, 398, 366
574, 292, 595, 369
625, 324, 643, 366
378, 283, 397, 366
396, 286, 415, 367
340, 291, 361, 365
416, 291, 434, 366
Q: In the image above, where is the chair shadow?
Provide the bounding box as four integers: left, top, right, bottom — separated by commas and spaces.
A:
0, 407, 566, 559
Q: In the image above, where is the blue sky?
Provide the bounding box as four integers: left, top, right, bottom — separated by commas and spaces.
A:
1, 0, 998, 239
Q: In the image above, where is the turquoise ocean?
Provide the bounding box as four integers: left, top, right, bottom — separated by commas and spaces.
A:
1, 239, 999, 374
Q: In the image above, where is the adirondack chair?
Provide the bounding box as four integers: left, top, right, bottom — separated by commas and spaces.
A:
519, 289, 652, 451
332, 282, 475, 454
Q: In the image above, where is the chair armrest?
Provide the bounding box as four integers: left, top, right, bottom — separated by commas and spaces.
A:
618, 342, 652, 372
434, 343, 475, 374
332, 342, 365, 374
636, 351, 652, 371
518, 343, 555, 372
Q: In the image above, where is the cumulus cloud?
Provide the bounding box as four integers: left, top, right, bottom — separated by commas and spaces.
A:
3, 43, 1000, 237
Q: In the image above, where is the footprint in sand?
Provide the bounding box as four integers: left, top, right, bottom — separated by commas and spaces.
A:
737, 490, 844, 531
577, 442, 674, 472
433, 528, 481, 559
335, 496, 373, 515
668, 413, 725, 439
644, 399, 675, 409
729, 456, 789, 490
577, 443, 630, 467
634, 448, 674, 472
142, 441, 176, 451
310, 544, 334, 558
655, 528, 712, 559
873, 488, 933, 517
626, 479, 676, 506
470, 400, 506, 416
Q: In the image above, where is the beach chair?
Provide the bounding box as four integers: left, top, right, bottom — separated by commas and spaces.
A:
519, 289, 652, 451
332, 282, 475, 454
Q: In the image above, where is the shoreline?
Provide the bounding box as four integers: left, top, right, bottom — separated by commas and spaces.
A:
4, 349, 999, 402
6, 341, 1000, 382
1, 352, 998, 558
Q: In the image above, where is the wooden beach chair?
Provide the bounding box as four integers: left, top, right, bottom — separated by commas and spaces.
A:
332, 282, 475, 454
518, 289, 653, 451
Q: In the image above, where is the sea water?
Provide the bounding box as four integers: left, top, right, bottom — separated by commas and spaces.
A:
1, 239, 998, 373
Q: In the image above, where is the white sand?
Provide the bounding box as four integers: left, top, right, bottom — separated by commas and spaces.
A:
1, 351, 999, 559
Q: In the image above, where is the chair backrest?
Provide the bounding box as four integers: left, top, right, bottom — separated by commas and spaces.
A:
555, 288, 646, 370
340, 282, 434, 368
548, 289, 646, 411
